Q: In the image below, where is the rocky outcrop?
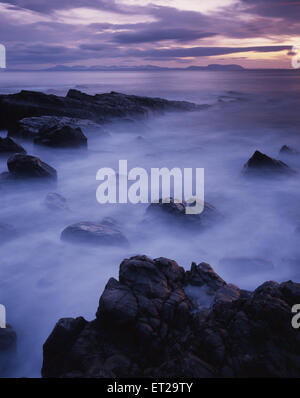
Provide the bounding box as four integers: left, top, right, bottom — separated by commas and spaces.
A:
244, 150, 295, 176
146, 198, 221, 229
60, 221, 128, 247
0, 136, 26, 154
42, 255, 300, 378
0, 89, 205, 130
34, 124, 87, 148
6, 154, 57, 180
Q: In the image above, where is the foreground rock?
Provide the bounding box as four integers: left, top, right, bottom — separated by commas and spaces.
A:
146, 198, 221, 229
6, 154, 57, 180
244, 150, 295, 176
0, 89, 205, 130
42, 255, 300, 378
61, 221, 128, 247
0, 136, 26, 154
34, 124, 87, 148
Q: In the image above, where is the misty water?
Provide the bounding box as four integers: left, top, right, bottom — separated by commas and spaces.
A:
1, 69, 300, 377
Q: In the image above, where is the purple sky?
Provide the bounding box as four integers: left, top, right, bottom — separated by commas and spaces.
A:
0, 0, 299, 69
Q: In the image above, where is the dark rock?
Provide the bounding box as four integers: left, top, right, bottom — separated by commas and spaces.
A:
43, 255, 300, 378
0, 89, 205, 130
60, 221, 128, 247
34, 124, 87, 148
244, 150, 295, 176
280, 145, 299, 155
7, 154, 57, 180
0, 136, 26, 154
0, 325, 17, 351
146, 197, 220, 229
0, 223, 18, 244
44, 193, 68, 211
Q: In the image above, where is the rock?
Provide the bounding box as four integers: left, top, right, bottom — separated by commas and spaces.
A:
0, 324, 17, 376
0, 89, 205, 130
0, 325, 17, 351
219, 257, 274, 275
60, 221, 128, 247
146, 197, 220, 229
44, 193, 68, 211
0, 223, 18, 244
280, 145, 299, 155
7, 154, 57, 180
0, 136, 26, 154
244, 150, 295, 176
43, 255, 300, 378
34, 124, 87, 148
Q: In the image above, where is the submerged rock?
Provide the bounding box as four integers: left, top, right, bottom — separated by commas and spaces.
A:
0, 136, 26, 154
280, 145, 299, 155
0, 223, 18, 244
146, 197, 220, 229
7, 154, 57, 180
34, 124, 87, 148
44, 193, 68, 211
61, 221, 128, 247
42, 254, 300, 378
244, 150, 295, 176
1, 89, 205, 130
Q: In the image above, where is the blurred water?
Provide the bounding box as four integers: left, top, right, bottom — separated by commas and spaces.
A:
0, 70, 300, 377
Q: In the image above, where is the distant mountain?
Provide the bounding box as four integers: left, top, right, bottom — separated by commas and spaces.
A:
43, 64, 245, 72
186, 64, 245, 71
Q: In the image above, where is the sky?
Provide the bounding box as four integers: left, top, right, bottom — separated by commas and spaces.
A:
0, 0, 299, 69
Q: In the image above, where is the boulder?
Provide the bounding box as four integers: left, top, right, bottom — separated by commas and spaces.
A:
0, 137, 26, 154
244, 150, 295, 176
7, 154, 57, 180
43, 255, 300, 378
34, 124, 87, 148
44, 193, 68, 211
60, 221, 128, 247
146, 197, 220, 229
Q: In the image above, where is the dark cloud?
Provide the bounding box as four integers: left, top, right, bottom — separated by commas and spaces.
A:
240, 0, 300, 21
113, 28, 217, 44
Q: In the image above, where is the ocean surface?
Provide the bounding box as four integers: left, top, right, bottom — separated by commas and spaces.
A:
0, 69, 300, 377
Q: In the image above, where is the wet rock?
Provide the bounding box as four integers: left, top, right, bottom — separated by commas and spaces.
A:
60, 221, 128, 247
280, 145, 299, 155
0, 223, 18, 244
7, 154, 57, 180
34, 124, 87, 148
1, 89, 204, 130
43, 255, 300, 378
0, 136, 26, 154
44, 193, 68, 211
146, 197, 220, 229
244, 150, 295, 176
